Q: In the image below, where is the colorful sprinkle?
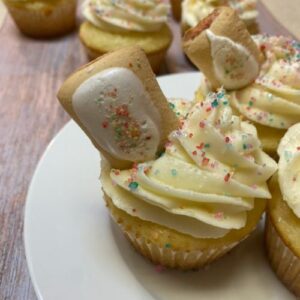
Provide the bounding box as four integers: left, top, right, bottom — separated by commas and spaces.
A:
165, 243, 172, 248
128, 181, 139, 191
224, 173, 231, 182
199, 121, 206, 128
214, 212, 224, 220
202, 157, 210, 166
171, 169, 177, 176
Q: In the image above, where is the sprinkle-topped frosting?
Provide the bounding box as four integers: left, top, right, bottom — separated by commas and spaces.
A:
206, 29, 259, 90
72, 67, 161, 162
231, 35, 300, 129
278, 123, 300, 218
82, 0, 170, 33
101, 89, 277, 239
182, 0, 257, 28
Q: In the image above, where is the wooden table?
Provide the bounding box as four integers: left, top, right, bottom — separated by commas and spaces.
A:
0, 2, 295, 299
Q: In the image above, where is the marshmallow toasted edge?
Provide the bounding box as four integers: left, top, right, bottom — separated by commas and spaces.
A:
57, 46, 179, 169
183, 7, 264, 90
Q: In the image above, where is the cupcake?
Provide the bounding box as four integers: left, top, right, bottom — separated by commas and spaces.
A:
181, 0, 258, 34
265, 123, 300, 296
183, 8, 300, 155
230, 35, 300, 155
79, 0, 173, 73
57, 46, 277, 269
4, 0, 77, 38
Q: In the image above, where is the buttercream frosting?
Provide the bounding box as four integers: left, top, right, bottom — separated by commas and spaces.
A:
82, 0, 170, 33
231, 35, 300, 129
206, 29, 259, 90
72, 67, 161, 162
278, 123, 300, 218
101, 89, 277, 239
182, 0, 257, 28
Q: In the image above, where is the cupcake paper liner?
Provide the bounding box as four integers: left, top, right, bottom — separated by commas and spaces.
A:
105, 194, 247, 270
124, 229, 239, 270
5, 0, 76, 38
265, 216, 300, 296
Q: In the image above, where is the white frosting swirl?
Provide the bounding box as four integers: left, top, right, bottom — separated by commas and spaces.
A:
231, 35, 300, 129
206, 30, 259, 90
101, 89, 277, 238
182, 0, 257, 28
278, 123, 300, 218
82, 0, 170, 33
72, 67, 161, 162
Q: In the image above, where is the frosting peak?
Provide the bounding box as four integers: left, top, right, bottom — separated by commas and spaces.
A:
278, 123, 300, 218
82, 0, 170, 32
102, 90, 277, 239
231, 35, 300, 129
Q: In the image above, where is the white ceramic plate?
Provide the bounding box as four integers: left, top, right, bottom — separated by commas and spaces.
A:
24, 73, 295, 300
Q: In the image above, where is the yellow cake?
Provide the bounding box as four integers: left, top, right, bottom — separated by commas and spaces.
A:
80, 22, 172, 74
181, 0, 258, 34
265, 123, 300, 296
79, 0, 173, 73
4, 0, 77, 38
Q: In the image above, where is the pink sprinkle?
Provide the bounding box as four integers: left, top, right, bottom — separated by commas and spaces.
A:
192, 150, 197, 156
206, 107, 212, 112
202, 157, 210, 166
224, 173, 231, 182
251, 184, 257, 189
225, 136, 230, 143
189, 133, 193, 138
214, 212, 224, 220
196, 143, 204, 150
297, 146, 300, 151
113, 169, 120, 176
199, 121, 206, 128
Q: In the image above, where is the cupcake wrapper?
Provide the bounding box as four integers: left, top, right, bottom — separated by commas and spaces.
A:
265, 216, 300, 296
124, 229, 239, 270
6, 0, 76, 38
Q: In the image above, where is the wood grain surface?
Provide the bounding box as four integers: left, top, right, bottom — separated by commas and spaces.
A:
0, 2, 297, 299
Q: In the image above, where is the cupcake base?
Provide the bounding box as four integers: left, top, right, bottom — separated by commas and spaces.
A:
265, 216, 300, 296
265, 176, 300, 297
103, 192, 266, 270
79, 22, 173, 74
5, 0, 76, 38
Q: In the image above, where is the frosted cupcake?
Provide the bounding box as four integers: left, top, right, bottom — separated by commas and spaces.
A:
80, 0, 173, 73
199, 35, 300, 154
230, 35, 300, 155
58, 47, 277, 269
265, 123, 300, 296
4, 0, 77, 38
183, 8, 300, 155
182, 0, 258, 34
